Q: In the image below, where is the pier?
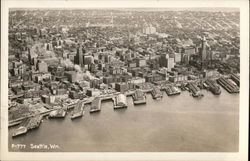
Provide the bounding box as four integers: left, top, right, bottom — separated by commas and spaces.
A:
49, 109, 67, 118
66, 100, 78, 110
230, 74, 240, 86
8, 108, 54, 127
164, 85, 181, 96
204, 79, 221, 95
99, 92, 120, 101
125, 90, 135, 96
9, 120, 22, 127
217, 77, 239, 93
12, 115, 43, 137
114, 94, 127, 109
151, 87, 163, 99
90, 98, 101, 113
132, 89, 147, 105
187, 82, 203, 97
71, 100, 85, 119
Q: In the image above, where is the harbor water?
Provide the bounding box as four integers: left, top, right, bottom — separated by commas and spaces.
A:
9, 89, 239, 152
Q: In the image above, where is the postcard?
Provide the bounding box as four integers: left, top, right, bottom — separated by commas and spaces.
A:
1, 0, 249, 161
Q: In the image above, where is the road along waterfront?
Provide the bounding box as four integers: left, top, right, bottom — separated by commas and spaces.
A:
9, 88, 239, 152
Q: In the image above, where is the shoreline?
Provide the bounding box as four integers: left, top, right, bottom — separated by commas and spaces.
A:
8, 89, 239, 152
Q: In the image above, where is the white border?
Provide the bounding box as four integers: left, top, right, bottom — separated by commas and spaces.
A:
1, 0, 249, 161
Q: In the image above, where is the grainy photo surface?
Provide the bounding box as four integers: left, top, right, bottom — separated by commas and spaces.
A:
7, 7, 240, 153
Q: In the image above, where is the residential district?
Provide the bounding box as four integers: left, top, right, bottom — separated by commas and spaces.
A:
8, 9, 240, 137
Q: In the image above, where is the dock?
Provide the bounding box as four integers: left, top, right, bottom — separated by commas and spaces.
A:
187, 82, 204, 98
132, 89, 147, 105
71, 100, 85, 119
49, 109, 67, 118
99, 92, 119, 101
90, 98, 101, 113
12, 126, 27, 137
204, 79, 221, 95
9, 120, 22, 127
8, 108, 55, 128
165, 85, 181, 96
114, 94, 127, 109
125, 90, 135, 96
230, 74, 240, 86
26, 115, 43, 130
151, 87, 163, 99
12, 115, 43, 137
217, 77, 239, 93
66, 100, 78, 110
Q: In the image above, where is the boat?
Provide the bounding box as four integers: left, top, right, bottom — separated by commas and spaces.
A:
133, 89, 146, 105
114, 94, 127, 109
71, 101, 85, 119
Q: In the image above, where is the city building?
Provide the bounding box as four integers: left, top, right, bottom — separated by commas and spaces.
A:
86, 89, 101, 97
142, 25, 157, 35
159, 54, 175, 70
37, 61, 48, 72
115, 82, 128, 92
201, 37, 207, 61
64, 71, 77, 83
75, 45, 85, 67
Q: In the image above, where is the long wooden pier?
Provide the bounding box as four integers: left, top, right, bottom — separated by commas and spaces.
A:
71, 100, 85, 119
90, 98, 101, 113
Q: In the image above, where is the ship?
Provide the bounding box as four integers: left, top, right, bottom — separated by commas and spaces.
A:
71, 100, 85, 119
151, 87, 163, 99
204, 79, 221, 95
133, 89, 146, 105
114, 94, 128, 109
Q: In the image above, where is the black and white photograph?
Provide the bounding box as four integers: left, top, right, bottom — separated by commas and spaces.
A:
1, 0, 249, 161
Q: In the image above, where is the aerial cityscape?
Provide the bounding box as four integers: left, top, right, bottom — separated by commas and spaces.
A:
8, 8, 240, 152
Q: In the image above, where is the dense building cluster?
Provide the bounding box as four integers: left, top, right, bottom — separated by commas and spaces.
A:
8, 9, 240, 121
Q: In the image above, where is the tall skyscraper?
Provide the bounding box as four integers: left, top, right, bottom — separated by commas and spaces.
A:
201, 37, 207, 60
75, 45, 84, 67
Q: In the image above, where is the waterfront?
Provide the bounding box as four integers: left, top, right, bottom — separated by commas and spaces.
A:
9, 88, 239, 152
